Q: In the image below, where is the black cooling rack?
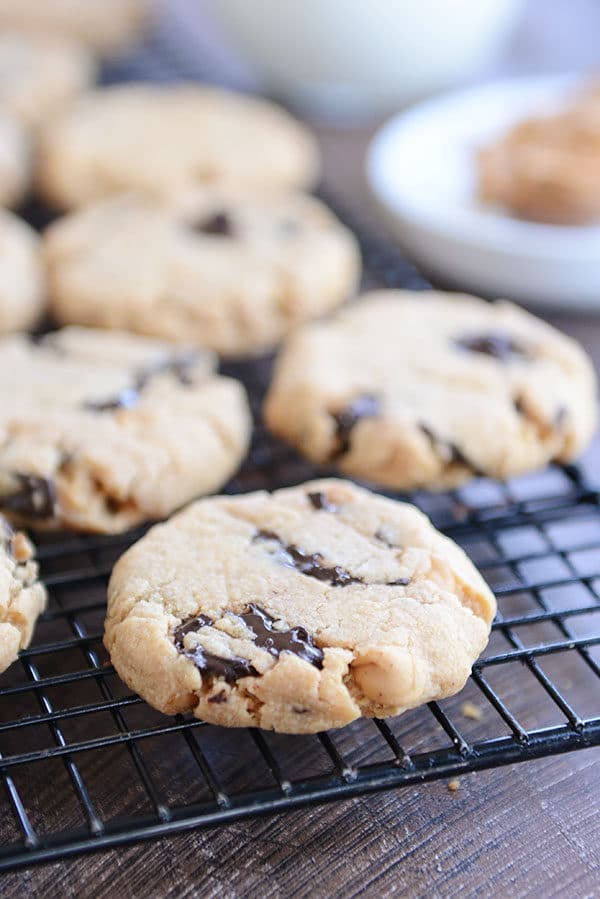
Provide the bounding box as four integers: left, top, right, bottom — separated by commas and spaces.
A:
1, 15, 600, 874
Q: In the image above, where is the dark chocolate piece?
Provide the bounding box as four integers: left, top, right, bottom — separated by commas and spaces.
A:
173, 614, 258, 683
420, 424, 484, 477
192, 211, 233, 237
254, 530, 361, 586
85, 387, 139, 413
331, 393, 381, 458
254, 530, 410, 589
208, 690, 228, 704
173, 603, 323, 682
307, 491, 338, 512
1, 474, 57, 520
135, 352, 199, 391
454, 333, 527, 361
85, 352, 201, 413
555, 406, 568, 428
236, 604, 323, 669
374, 528, 399, 549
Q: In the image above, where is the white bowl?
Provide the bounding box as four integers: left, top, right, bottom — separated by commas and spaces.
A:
209, 0, 524, 119
367, 74, 600, 310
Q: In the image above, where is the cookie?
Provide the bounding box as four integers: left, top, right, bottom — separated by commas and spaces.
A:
0, 209, 44, 333
264, 290, 597, 490
0, 31, 96, 128
0, 110, 30, 207
478, 103, 600, 224
0, 328, 251, 533
104, 478, 496, 733
0, 515, 46, 675
0, 0, 151, 55
36, 84, 320, 210
42, 190, 359, 357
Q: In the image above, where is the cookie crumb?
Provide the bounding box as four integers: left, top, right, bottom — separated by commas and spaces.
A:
461, 701, 482, 721
448, 779, 461, 793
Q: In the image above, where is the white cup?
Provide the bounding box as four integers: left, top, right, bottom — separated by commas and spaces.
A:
208, 0, 524, 120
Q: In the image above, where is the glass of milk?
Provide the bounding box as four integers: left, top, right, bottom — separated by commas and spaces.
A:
208, 0, 524, 120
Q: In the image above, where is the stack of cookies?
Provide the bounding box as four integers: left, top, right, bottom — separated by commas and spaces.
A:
0, 12, 596, 733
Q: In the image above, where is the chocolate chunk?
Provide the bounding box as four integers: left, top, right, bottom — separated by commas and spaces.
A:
1, 474, 57, 520
236, 604, 323, 669
420, 424, 483, 476
85, 351, 201, 413
173, 614, 258, 683
555, 406, 568, 428
374, 528, 399, 549
307, 491, 338, 512
254, 530, 410, 589
0, 517, 14, 552
331, 394, 381, 458
208, 690, 228, 704
85, 387, 140, 413
388, 578, 411, 586
454, 333, 527, 361
192, 211, 233, 237
254, 529, 361, 586
135, 352, 199, 391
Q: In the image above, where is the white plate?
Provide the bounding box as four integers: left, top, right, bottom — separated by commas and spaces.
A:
367, 74, 600, 310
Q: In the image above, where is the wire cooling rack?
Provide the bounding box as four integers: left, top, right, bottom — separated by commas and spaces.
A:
1, 16, 600, 874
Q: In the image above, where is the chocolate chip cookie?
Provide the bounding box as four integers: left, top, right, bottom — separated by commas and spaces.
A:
0, 209, 44, 333
0, 515, 46, 674
264, 290, 597, 490
42, 189, 359, 357
104, 479, 496, 733
0, 31, 96, 128
0, 328, 251, 532
36, 84, 320, 210
0, 0, 151, 55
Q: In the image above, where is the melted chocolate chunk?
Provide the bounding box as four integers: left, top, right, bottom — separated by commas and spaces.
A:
254, 530, 410, 589
254, 530, 361, 586
331, 394, 381, 458
173, 614, 258, 683
135, 352, 199, 390
420, 425, 484, 477
308, 491, 338, 512
208, 690, 228, 704
0, 517, 14, 552
374, 528, 399, 549
192, 211, 233, 237
85, 387, 139, 413
85, 352, 200, 413
454, 333, 527, 361
236, 604, 323, 669
173, 604, 323, 682
2, 474, 57, 520
555, 406, 568, 428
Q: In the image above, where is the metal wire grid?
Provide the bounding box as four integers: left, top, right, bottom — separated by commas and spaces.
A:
0, 16, 599, 874
1, 216, 600, 869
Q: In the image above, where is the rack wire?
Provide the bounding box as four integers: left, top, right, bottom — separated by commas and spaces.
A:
1, 16, 599, 873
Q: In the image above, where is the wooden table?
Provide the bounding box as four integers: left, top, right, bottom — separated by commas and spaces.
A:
4, 118, 599, 899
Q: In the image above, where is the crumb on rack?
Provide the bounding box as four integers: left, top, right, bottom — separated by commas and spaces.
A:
461, 701, 483, 721
448, 779, 461, 793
